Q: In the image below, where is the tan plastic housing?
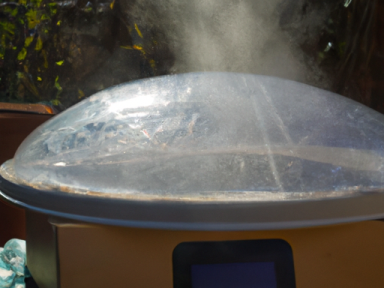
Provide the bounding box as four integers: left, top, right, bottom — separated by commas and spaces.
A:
57, 221, 384, 288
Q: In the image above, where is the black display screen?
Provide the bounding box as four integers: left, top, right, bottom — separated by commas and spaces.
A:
191, 262, 277, 288
173, 239, 295, 288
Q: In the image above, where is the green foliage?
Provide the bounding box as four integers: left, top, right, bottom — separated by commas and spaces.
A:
0, 0, 165, 108
0, 0, 69, 104
17, 48, 27, 60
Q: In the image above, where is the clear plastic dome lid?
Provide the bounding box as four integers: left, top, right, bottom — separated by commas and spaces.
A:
2, 72, 384, 230
2, 72, 384, 201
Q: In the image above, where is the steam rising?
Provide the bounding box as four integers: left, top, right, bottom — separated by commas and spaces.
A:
126, 0, 331, 87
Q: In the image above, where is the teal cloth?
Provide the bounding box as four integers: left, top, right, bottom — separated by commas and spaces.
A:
0, 239, 26, 288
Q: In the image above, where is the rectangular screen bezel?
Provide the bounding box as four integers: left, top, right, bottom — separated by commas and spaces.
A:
173, 239, 296, 288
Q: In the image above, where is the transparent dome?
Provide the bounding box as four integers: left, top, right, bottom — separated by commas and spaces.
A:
2, 72, 384, 200
1, 72, 384, 229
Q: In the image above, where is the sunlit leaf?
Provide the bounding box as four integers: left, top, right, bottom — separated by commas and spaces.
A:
25, 10, 41, 29
78, 89, 85, 99
57, 20, 61, 26
37, 77, 42, 81
133, 44, 145, 55
17, 48, 27, 61
51, 99, 61, 106
24, 36, 34, 47
1, 21, 16, 35
149, 59, 156, 70
54, 76, 62, 91
133, 44, 143, 51
35, 37, 43, 51
48, 3, 57, 15
10, 8, 18, 17
41, 14, 50, 20
134, 23, 143, 38
56, 60, 64, 66
110, 0, 115, 9
120, 45, 133, 50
